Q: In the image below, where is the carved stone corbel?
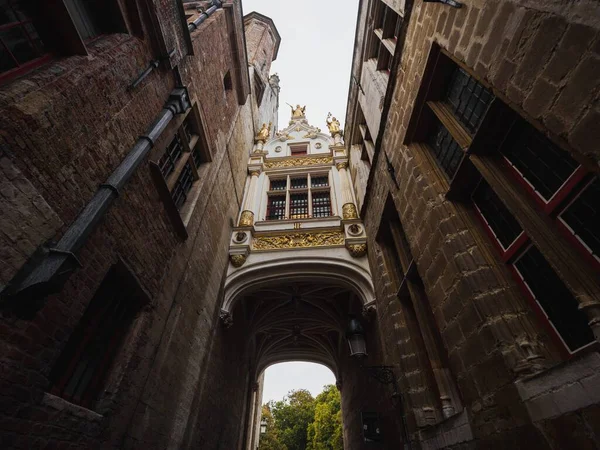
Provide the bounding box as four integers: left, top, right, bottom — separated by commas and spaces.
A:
220, 309, 233, 328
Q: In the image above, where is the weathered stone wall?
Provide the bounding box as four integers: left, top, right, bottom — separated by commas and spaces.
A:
0, 2, 258, 449
353, 0, 600, 448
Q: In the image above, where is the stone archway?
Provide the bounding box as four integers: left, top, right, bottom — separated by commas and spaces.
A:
219, 267, 403, 450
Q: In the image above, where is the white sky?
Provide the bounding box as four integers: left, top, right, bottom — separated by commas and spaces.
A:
262, 362, 336, 403
241, 0, 358, 403
242, 0, 360, 131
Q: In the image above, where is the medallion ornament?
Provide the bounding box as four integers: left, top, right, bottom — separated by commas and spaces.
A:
348, 224, 362, 235
233, 231, 248, 244
230, 254, 247, 268
346, 243, 367, 258
238, 210, 254, 227
264, 156, 333, 169
342, 203, 359, 220
253, 231, 345, 251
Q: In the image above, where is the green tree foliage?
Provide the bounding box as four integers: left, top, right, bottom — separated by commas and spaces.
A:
306, 385, 343, 450
258, 405, 287, 450
258, 385, 343, 450
270, 389, 316, 450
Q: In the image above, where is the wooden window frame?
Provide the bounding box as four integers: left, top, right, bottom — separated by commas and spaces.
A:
405, 42, 600, 357
1, 0, 137, 85
150, 103, 212, 239
366, 1, 399, 74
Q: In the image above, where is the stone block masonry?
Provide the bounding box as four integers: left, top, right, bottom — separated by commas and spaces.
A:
351, 0, 600, 448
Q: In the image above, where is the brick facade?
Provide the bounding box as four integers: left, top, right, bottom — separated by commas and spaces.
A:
346, 0, 600, 448
0, 1, 275, 448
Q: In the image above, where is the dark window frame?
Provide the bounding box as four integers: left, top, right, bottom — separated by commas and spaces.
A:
49, 260, 147, 409
150, 103, 211, 239
264, 173, 332, 221
405, 43, 599, 357
0, 0, 52, 83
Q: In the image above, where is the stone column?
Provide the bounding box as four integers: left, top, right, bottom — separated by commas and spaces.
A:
239, 170, 260, 227
336, 162, 358, 220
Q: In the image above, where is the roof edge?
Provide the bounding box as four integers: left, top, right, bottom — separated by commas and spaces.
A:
243, 11, 281, 61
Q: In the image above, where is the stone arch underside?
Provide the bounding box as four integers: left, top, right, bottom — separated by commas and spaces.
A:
223, 254, 375, 381
222, 253, 375, 315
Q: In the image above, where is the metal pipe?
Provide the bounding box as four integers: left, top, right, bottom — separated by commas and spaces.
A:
129, 49, 177, 91
3, 88, 190, 305
188, 0, 222, 32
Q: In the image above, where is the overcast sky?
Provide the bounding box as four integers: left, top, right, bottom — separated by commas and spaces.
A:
242, 0, 359, 131
262, 362, 336, 403
241, 0, 358, 403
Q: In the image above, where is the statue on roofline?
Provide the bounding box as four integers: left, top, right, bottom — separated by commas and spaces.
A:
287, 103, 306, 119
326, 112, 342, 137
255, 122, 272, 143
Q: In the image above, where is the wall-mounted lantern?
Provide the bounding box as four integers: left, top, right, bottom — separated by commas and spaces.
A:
346, 316, 412, 449
346, 316, 368, 358
260, 418, 267, 434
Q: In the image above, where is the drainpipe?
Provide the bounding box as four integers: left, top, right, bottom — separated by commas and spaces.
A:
188, 0, 223, 32
2, 87, 191, 309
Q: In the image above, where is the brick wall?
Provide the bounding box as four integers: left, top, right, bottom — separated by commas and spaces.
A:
353, 0, 600, 448
0, 1, 258, 449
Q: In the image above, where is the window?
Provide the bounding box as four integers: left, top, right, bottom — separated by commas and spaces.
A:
426, 120, 464, 179
445, 67, 493, 134
150, 106, 211, 238
0, 0, 50, 81
368, 1, 401, 73
223, 70, 232, 91
501, 119, 586, 212
49, 262, 145, 409
253, 71, 265, 106
351, 106, 375, 165
557, 177, 600, 268
377, 199, 461, 423
266, 194, 286, 220
512, 246, 594, 352
63, 0, 124, 41
406, 46, 598, 355
290, 143, 308, 156
264, 173, 332, 221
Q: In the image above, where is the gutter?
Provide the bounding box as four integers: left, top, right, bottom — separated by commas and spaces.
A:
2, 88, 191, 310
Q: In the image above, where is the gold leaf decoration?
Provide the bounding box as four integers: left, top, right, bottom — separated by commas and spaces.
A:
264, 156, 333, 169
346, 243, 367, 258
253, 231, 345, 251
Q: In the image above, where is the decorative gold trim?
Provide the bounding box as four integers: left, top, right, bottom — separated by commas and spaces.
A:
249, 170, 260, 177
239, 210, 254, 227
342, 203, 358, 220
253, 231, 345, 251
346, 243, 367, 258
230, 254, 247, 268
336, 162, 348, 170
264, 156, 333, 169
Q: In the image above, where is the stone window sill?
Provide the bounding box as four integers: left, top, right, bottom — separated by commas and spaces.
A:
41, 392, 104, 421
515, 348, 600, 422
